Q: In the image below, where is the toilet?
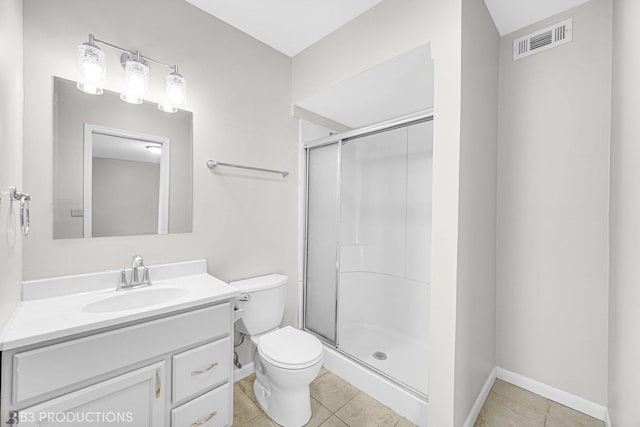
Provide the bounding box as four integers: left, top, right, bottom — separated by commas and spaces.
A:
230, 274, 323, 427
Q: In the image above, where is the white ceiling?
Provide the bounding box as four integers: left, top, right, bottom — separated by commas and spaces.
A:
296, 45, 433, 129
483, 0, 592, 35
93, 134, 162, 164
185, 0, 593, 57
184, 0, 384, 57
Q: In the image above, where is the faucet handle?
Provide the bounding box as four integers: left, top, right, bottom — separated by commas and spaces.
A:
142, 266, 151, 285
116, 268, 128, 290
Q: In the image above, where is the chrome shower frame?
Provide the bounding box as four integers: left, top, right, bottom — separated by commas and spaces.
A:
301, 109, 434, 401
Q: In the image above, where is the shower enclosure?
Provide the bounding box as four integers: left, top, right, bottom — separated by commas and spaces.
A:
303, 113, 433, 398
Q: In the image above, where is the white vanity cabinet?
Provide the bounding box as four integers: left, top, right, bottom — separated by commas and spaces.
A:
1, 302, 235, 427
17, 362, 166, 426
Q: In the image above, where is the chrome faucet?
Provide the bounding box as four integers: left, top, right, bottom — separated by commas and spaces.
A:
116, 255, 152, 290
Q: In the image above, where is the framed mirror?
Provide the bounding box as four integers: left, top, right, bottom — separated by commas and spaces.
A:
53, 77, 193, 239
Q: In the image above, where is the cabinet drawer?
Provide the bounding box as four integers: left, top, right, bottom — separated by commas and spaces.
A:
13, 303, 230, 405
173, 337, 231, 403
172, 383, 230, 427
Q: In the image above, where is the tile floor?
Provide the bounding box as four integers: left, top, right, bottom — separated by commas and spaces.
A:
475, 379, 605, 427
233, 369, 604, 427
233, 367, 416, 427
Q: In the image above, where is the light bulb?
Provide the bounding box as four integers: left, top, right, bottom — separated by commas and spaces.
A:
166, 71, 186, 105
129, 75, 145, 94
77, 41, 105, 95
146, 145, 162, 155
120, 57, 149, 104
82, 61, 103, 81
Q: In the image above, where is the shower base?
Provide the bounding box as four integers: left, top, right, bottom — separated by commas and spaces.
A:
339, 324, 428, 396
322, 342, 428, 425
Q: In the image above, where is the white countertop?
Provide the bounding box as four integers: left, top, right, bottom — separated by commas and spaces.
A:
0, 262, 240, 351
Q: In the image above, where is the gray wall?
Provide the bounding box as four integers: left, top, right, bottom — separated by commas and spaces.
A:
455, 0, 499, 425
53, 78, 192, 238
0, 0, 23, 328
92, 158, 160, 237
22, 0, 299, 341
496, 0, 611, 405
293, 1, 465, 424
609, 0, 640, 424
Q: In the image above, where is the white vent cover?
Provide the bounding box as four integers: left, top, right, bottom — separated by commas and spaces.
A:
513, 18, 573, 61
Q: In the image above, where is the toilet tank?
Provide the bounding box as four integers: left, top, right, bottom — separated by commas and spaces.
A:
230, 274, 288, 336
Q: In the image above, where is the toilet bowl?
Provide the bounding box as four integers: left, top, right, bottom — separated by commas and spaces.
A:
230, 275, 324, 427
252, 326, 323, 426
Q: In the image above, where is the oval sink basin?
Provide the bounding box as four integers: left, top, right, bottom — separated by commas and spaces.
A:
83, 287, 189, 313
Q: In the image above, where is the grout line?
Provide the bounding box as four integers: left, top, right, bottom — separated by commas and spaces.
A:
312, 396, 332, 414
332, 390, 362, 414
238, 370, 411, 427
334, 413, 350, 425
318, 416, 342, 427
233, 384, 269, 426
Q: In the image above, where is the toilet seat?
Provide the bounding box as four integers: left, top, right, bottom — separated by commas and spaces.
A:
258, 326, 323, 370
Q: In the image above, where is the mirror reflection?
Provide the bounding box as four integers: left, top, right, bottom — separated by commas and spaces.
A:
53, 77, 193, 239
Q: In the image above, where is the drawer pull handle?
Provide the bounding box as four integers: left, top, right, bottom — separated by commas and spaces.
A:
191, 410, 217, 427
155, 369, 162, 398
191, 362, 218, 376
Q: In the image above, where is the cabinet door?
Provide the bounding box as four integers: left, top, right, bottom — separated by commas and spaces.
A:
15, 362, 166, 427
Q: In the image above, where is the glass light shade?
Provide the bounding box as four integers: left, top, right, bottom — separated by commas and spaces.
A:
120, 59, 149, 104
77, 42, 106, 95
166, 72, 186, 105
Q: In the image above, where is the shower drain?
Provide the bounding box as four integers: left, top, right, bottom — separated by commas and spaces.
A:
373, 351, 387, 360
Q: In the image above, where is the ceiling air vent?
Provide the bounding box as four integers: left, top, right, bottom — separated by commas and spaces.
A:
513, 18, 573, 61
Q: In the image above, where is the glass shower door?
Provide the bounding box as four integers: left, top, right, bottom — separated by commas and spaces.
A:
337, 121, 432, 396
303, 117, 433, 397
304, 143, 340, 344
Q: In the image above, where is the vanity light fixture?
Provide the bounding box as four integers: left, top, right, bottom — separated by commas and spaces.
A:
77, 34, 106, 95
76, 34, 186, 113
158, 67, 187, 113
120, 53, 149, 105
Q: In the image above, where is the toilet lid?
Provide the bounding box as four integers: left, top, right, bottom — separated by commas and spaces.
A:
258, 326, 323, 369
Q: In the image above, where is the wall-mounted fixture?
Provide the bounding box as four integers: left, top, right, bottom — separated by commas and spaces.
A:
146, 144, 162, 155
206, 160, 289, 178
10, 187, 31, 237
77, 34, 186, 113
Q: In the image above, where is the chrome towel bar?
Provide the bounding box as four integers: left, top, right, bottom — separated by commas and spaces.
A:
206, 160, 289, 178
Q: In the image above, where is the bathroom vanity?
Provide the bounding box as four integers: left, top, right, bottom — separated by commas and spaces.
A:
0, 260, 239, 427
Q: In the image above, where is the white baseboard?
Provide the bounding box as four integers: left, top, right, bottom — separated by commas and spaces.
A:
463, 367, 497, 427
496, 367, 608, 421
234, 362, 255, 382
